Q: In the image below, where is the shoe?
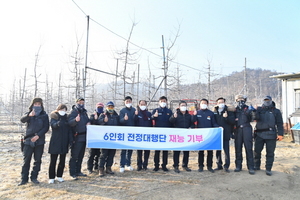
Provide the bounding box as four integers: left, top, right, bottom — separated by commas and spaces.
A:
249, 169, 255, 175
56, 177, 64, 182
88, 170, 93, 174
31, 179, 40, 184
183, 166, 191, 172
71, 175, 78, 180
208, 167, 215, 173
254, 167, 261, 171
214, 167, 223, 170
234, 168, 241, 172
18, 180, 28, 186
137, 167, 142, 171
126, 166, 134, 171
143, 167, 148, 171
99, 168, 105, 177
153, 167, 159, 171
198, 166, 203, 172
266, 170, 272, 176
162, 167, 169, 172
120, 167, 125, 173
48, 179, 55, 184
77, 172, 87, 176
224, 168, 230, 173
106, 166, 114, 175
174, 167, 180, 173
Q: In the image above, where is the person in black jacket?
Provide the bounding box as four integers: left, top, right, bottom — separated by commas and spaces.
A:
233, 94, 256, 175
134, 100, 152, 171
19, 97, 49, 186
68, 97, 90, 180
87, 102, 104, 174
97, 101, 119, 177
254, 96, 284, 176
169, 101, 194, 173
192, 98, 219, 173
213, 97, 235, 173
151, 96, 173, 171
48, 104, 72, 184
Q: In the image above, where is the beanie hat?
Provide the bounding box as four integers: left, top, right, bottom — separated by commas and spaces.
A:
106, 101, 115, 106
96, 102, 104, 107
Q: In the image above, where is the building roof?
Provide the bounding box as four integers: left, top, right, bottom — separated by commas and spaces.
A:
270, 72, 300, 80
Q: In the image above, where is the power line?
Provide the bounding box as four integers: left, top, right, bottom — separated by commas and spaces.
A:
71, 0, 205, 73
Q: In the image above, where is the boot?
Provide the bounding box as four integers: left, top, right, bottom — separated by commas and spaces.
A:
99, 168, 105, 177
106, 166, 114, 175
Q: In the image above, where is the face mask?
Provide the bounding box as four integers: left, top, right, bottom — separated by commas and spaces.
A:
107, 108, 114, 113
200, 104, 208, 110
140, 106, 147, 111
238, 100, 245, 108
263, 101, 272, 107
33, 106, 42, 116
159, 102, 167, 108
218, 103, 225, 109
180, 106, 187, 112
97, 107, 103, 114
125, 103, 132, 108
77, 104, 84, 109
58, 110, 66, 116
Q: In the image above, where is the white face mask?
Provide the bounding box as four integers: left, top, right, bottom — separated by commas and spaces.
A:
125, 103, 132, 108
140, 106, 147, 111
180, 106, 187, 112
159, 102, 167, 108
58, 110, 66, 116
200, 104, 208, 110
218, 103, 225, 109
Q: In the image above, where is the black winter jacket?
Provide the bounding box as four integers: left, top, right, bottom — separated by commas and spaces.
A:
151, 107, 173, 127
68, 105, 90, 142
234, 105, 255, 128
20, 110, 49, 146
255, 105, 284, 139
119, 106, 136, 126
98, 111, 120, 126
169, 109, 194, 128
48, 111, 72, 154
213, 105, 235, 140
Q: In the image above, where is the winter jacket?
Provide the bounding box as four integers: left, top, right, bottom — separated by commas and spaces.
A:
134, 110, 152, 127
20, 110, 49, 146
192, 109, 219, 128
234, 105, 255, 128
169, 109, 194, 128
90, 111, 103, 125
48, 111, 72, 154
68, 105, 90, 142
213, 105, 235, 140
151, 107, 173, 127
98, 110, 120, 126
255, 105, 283, 139
119, 106, 136, 126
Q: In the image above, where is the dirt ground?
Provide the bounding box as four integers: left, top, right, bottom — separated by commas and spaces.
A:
0, 132, 300, 200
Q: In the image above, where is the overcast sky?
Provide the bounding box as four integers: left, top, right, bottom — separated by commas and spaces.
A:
1, 0, 299, 100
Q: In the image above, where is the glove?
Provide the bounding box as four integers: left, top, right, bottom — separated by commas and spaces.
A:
248, 104, 256, 111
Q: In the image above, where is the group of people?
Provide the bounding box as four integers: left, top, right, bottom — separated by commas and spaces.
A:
18, 94, 284, 186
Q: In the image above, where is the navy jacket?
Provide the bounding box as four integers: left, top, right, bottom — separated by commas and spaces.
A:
169, 109, 194, 128
192, 109, 219, 128
20, 110, 49, 146
134, 110, 152, 127
68, 105, 90, 142
119, 106, 136, 126
151, 107, 173, 127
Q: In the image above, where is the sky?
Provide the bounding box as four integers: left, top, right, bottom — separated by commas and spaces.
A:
0, 0, 300, 101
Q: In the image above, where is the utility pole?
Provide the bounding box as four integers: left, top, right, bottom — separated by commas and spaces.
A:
244, 57, 247, 96
114, 59, 118, 102
161, 35, 167, 97
137, 64, 140, 103
83, 15, 90, 99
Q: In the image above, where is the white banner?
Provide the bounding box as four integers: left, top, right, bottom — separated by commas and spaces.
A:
87, 125, 223, 150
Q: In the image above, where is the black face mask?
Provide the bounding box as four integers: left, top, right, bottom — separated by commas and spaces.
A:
238, 100, 246, 109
